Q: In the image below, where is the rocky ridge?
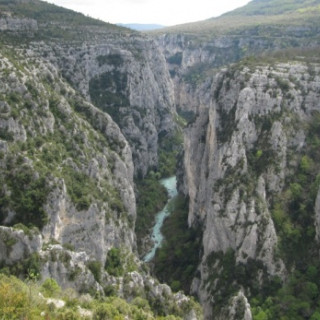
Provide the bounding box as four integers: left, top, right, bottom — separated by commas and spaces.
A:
179, 58, 320, 318
0, 45, 135, 263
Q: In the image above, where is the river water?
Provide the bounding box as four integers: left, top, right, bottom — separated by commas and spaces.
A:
143, 176, 177, 262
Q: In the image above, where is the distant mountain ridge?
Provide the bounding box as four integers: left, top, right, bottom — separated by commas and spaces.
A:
223, 0, 320, 16
152, 0, 320, 35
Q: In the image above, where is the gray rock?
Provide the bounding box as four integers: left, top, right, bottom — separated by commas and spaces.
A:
180, 61, 320, 318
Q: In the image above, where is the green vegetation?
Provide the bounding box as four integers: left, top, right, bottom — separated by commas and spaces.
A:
62, 168, 94, 211
167, 52, 183, 65
89, 71, 129, 125
105, 248, 124, 276
251, 264, 320, 320
0, 252, 42, 280
270, 111, 320, 266
204, 250, 282, 316
87, 261, 102, 283
154, 195, 202, 293
152, 0, 320, 38
40, 278, 61, 297
216, 103, 237, 144
0, 0, 106, 25
205, 57, 320, 317
158, 129, 183, 178
96, 54, 124, 67
210, 110, 320, 318
0, 273, 192, 320
105, 247, 138, 277
135, 129, 183, 254
225, 0, 320, 16
0, 162, 49, 230
0, 45, 130, 229
0, 0, 130, 44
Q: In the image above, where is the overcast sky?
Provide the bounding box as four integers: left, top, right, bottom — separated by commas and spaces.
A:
44, 0, 252, 26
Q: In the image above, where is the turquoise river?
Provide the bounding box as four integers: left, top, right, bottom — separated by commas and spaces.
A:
143, 176, 177, 262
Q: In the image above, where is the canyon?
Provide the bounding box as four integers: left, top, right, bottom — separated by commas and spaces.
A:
0, 0, 320, 319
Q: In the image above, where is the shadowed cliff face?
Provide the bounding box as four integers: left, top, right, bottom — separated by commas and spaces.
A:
45, 36, 176, 178
179, 58, 320, 319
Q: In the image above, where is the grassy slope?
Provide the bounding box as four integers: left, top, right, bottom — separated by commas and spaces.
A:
225, 0, 320, 16
0, 0, 134, 43
151, 0, 320, 37
0, 0, 115, 27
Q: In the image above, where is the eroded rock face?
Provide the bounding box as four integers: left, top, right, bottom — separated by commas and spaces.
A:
0, 17, 38, 31
180, 61, 320, 318
218, 291, 252, 320
0, 226, 42, 264
0, 49, 136, 265
35, 35, 176, 177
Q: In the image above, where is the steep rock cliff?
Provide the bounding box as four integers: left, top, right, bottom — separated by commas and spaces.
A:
43, 36, 175, 177
154, 0, 320, 120
0, 45, 135, 268
180, 58, 320, 318
1, 0, 176, 177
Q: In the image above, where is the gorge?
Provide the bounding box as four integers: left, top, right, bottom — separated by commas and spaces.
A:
0, 0, 320, 319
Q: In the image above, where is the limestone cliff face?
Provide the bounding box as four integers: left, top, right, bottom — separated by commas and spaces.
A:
156, 26, 320, 119
157, 25, 320, 77
1, 0, 176, 178
180, 60, 320, 318
0, 48, 135, 266
38, 34, 175, 177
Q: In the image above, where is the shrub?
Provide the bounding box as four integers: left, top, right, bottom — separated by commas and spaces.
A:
41, 278, 61, 297
4, 165, 49, 229
93, 302, 121, 320
0, 275, 28, 319
105, 248, 123, 277
87, 261, 102, 283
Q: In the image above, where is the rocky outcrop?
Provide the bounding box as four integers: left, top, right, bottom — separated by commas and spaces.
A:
0, 17, 38, 31
0, 226, 42, 264
219, 291, 252, 320
0, 48, 135, 265
0, 224, 203, 319
180, 60, 320, 318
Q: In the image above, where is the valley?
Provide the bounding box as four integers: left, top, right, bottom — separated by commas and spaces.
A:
0, 0, 320, 319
